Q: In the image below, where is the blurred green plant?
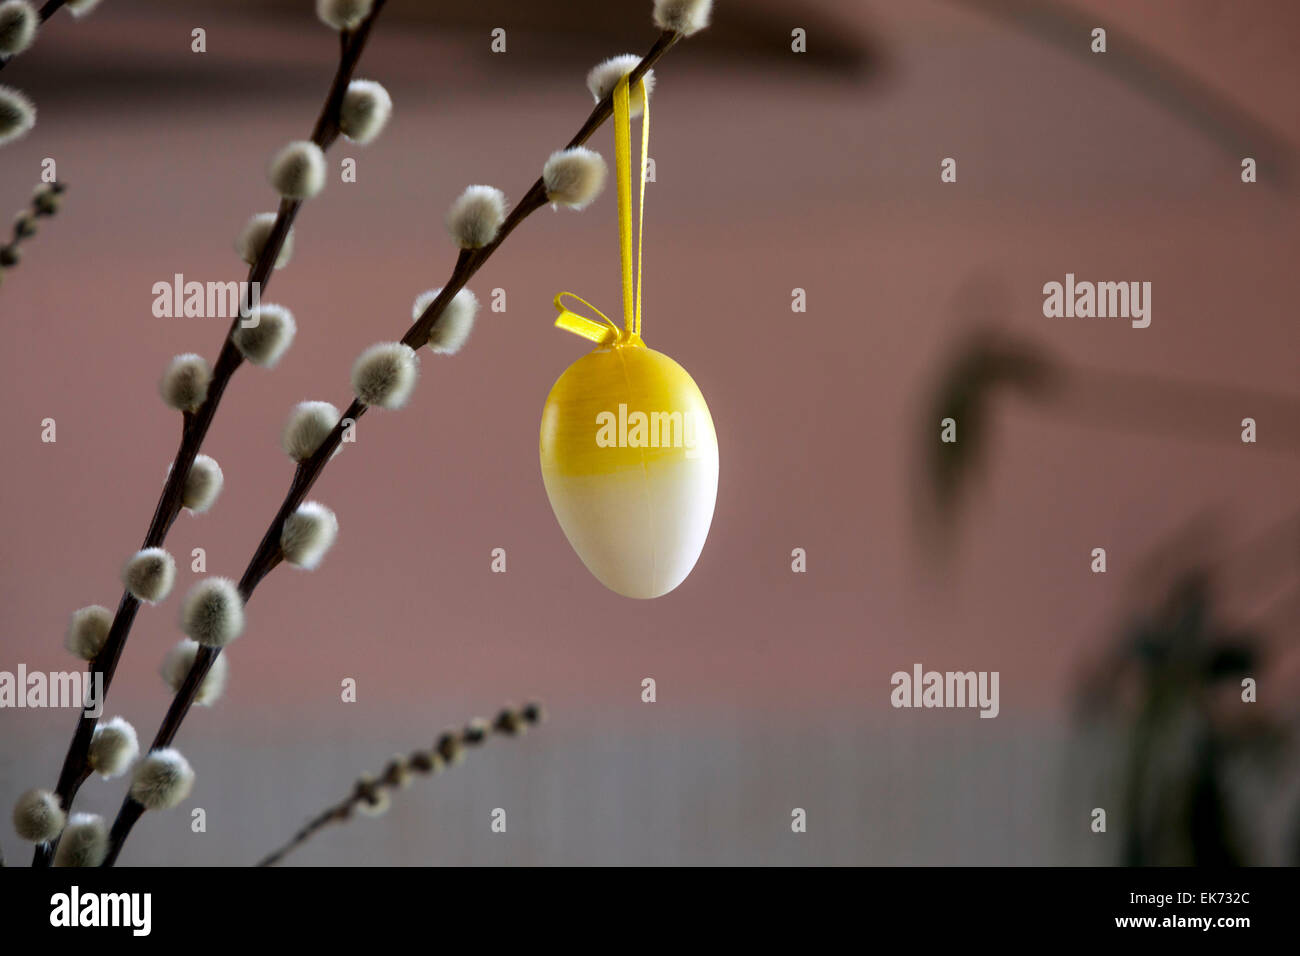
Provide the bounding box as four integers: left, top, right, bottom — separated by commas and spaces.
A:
1079, 570, 1286, 865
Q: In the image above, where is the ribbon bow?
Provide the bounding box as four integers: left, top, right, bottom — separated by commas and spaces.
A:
553, 72, 650, 348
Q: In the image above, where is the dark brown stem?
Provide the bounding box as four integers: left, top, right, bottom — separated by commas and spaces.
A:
0, 0, 66, 73
403, 30, 679, 349
101, 802, 142, 868
36, 3, 389, 867
104, 27, 686, 865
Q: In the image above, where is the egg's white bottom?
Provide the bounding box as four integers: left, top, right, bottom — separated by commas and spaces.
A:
543, 456, 719, 599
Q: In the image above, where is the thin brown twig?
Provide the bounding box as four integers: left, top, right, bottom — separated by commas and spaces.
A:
0, 0, 66, 73
34, 1, 390, 867
256, 703, 543, 867
0, 180, 65, 283
104, 26, 683, 866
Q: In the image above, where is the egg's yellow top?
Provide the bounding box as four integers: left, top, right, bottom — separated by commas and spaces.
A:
540, 340, 716, 478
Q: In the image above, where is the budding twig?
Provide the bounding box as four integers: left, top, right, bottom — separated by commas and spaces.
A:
33, 0, 391, 867
105, 25, 687, 865
0, 181, 64, 285
256, 703, 543, 867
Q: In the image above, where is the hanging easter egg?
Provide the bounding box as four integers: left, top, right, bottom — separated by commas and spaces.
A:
538, 72, 718, 599
540, 331, 719, 599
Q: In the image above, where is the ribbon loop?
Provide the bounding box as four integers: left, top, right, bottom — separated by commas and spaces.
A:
553, 292, 619, 346
552, 69, 650, 347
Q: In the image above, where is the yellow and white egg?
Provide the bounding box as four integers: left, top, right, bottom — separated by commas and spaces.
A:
540, 339, 718, 599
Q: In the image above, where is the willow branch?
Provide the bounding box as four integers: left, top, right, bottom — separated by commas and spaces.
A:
0, 180, 65, 281
34, 1, 390, 867
0, 0, 66, 73
104, 27, 683, 866
256, 703, 543, 867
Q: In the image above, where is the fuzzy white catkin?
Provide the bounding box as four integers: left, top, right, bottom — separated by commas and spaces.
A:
282, 400, 342, 461
268, 140, 326, 201
122, 548, 176, 604
181, 454, 223, 513
130, 749, 194, 811
51, 813, 108, 867
281, 501, 339, 570
0, 84, 34, 146
0, 2, 38, 57
232, 303, 296, 367
413, 287, 478, 355
160, 639, 229, 705
64, 0, 104, 18
316, 0, 371, 30
653, 0, 713, 36
65, 604, 113, 660
12, 788, 64, 843
52, 813, 108, 867
338, 79, 391, 144
235, 212, 294, 270
180, 577, 245, 648
445, 185, 506, 250
88, 716, 139, 778
159, 353, 211, 411
586, 55, 655, 117
543, 147, 608, 210
351, 342, 418, 409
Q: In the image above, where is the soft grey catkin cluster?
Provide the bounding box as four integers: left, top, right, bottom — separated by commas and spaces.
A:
181, 454, 224, 513
445, 186, 507, 250
316, 0, 371, 31
235, 212, 294, 269
233, 303, 296, 367
159, 353, 211, 411
413, 287, 478, 355
281, 501, 339, 570
339, 79, 391, 144
282, 400, 342, 461
161, 639, 229, 705
653, 0, 713, 36
268, 141, 326, 201
586, 55, 655, 116
52, 813, 109, 867
65, 604, 113, 660
122, 548, 176, 604
65, 0, 105, 18
351, 342, 419, 409
543, 147, 608, 210
0, 1, 38, 57
88, 716, 139, 779
0, 84, 34, 146
180, 577, 245, 647
12, 788, 64, 842
129, 749, 194, 810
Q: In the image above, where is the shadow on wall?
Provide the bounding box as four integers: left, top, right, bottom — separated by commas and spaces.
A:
917, 312, 1300, 865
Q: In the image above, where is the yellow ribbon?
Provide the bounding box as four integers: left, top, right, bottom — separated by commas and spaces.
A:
553, 72, 650, 347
